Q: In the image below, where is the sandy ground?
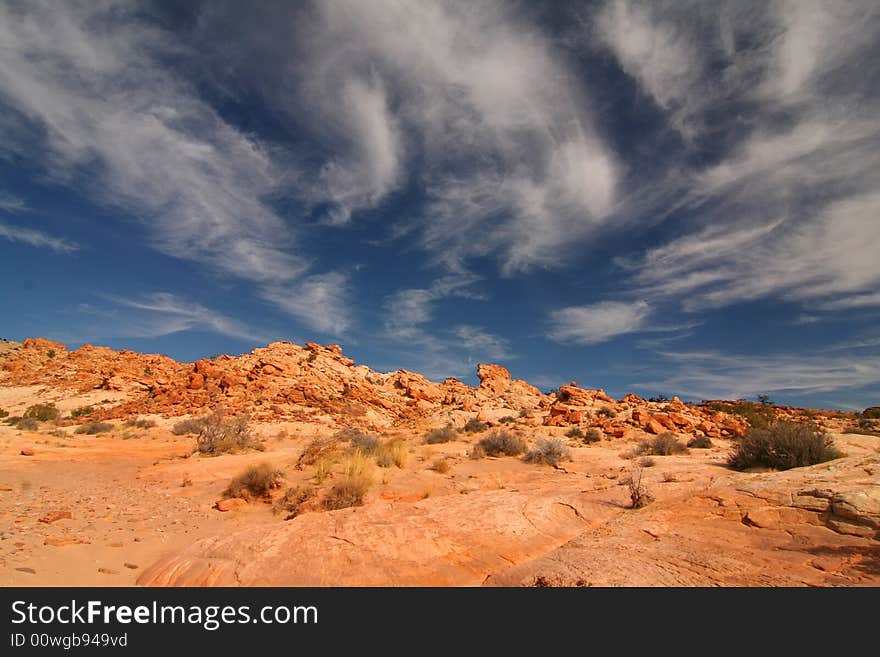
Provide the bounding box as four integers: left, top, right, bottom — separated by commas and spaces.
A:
1, 379, 877, 587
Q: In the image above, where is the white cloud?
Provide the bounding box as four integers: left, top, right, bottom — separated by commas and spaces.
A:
215, 0, 618, 273
453, 325, 512, 363
549, 300, 651, 345
596, 0, 880, 317
0, 221, 78, 253
261, 272, 351, 336
0, 2, 360, 334
380, 275, 509, 378
641, 349, 880, 401
98, 292, 264, 342
0, 191, 26, 213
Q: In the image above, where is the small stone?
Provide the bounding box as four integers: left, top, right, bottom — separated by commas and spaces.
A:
44, 536, 90, 546
97, 567, 118, 575
39, 510, 72, 524
15, 567, 36, 574
124, 562, 139, 570
215, 498, 247, 512
20, 448, 35, 456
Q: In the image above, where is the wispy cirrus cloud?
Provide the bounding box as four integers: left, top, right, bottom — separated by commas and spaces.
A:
0, 222, 78, 253
381, 274, 509, 378
0, 191, 26, 213
0, 1, 351, 335
585, 0, 880, 320
640, 349, 880, 405
549, 301, 652, 345
201, 0, 618, 275
81, 293, 267, 342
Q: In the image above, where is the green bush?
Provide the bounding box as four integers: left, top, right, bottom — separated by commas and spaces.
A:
498, 415, 516, 424
476, 430, 527, 457
16, 417, 38, 431
862, 407, 880, 419
703, 400, 774, 430
195, 410, 263, 455
727, 421, 844, 471
124, 418, 156, 429
224, 462, 284, 500
641, 432, 689, 456
625, 466, 654, 509
687, 435, 713, 449
462, 418, 489, 433
23, 403, 59, 422
425, 425, 457, 444
523, 438, 572, 466
336, 428, 381, 455
0, 408, 8, 419
274, 486, 315, 519
597, 407, 615, 418
70, 406, 94, 419
584, 428, 603, 444
171, 418, 204, 435
74, 421, 113, 435
565, 427, 584, 439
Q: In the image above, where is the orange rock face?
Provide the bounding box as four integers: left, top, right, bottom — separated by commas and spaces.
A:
0, 336, 787, 439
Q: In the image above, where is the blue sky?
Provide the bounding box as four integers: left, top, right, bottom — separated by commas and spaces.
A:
1, 0, 879, 410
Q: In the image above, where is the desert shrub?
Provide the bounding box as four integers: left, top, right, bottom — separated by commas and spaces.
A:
518, 409, 530, 417
180, 475, 193, 487
429, 458, 451, 474
462, 418, 489, 433
687, 435, 713, 449
274, 486, 315, 519
597, 407, 615, 418
846, 425, 880, 437
74, 421, 113, 435
306, 352, 317, 363
323, 452, 373, 510
425, 425, 457, 444
223, 462, 284, 500
195, 410, 263, 455
727, 421, 844, 471
375, 449, 394, 468
584, 428, 603, 444
16, 417, 38, 431
171, 418, 204, 435
296, 436, 340, 469
625, 466, 653, 509
524, 438, 572, 466
638, 456, 656, 468
648, 394, 669, 403
375, 440, 407, 468
4, 416, 22, 425
0, 408, 8, 418
334, 428, 381, 454
565, 427, 584, 439
861, 407, 880, 419
498, 415, 516, 424
644, 432, 689, 456
477, 430, 527, 457
23, 403, 59, 422
705, 400, 774, 430
124, 418, 156, 429
47, 349, 56, 359
70, 406, 93, 419
469, 444, 486, 459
